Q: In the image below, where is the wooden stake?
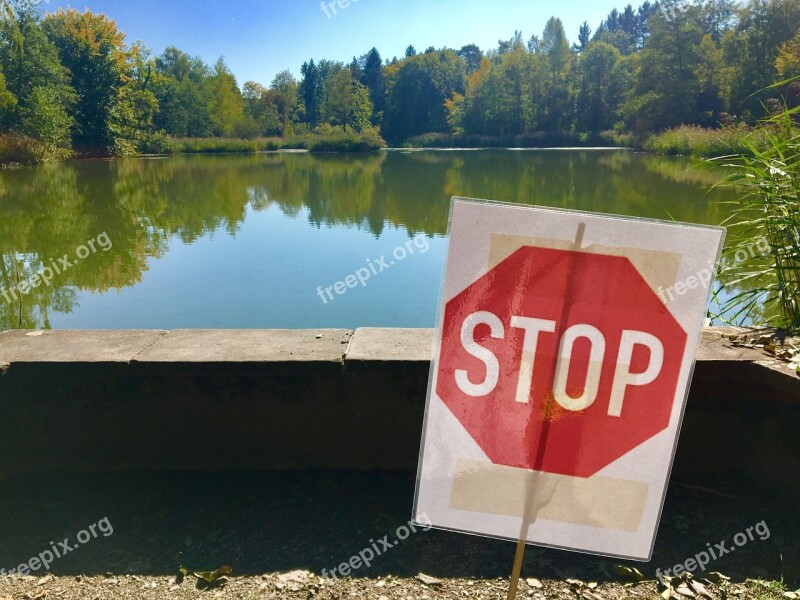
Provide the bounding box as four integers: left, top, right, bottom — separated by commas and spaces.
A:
507, 539, 527, 599
506, 223, 587, 600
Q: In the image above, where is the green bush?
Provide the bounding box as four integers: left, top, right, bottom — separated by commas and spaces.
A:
307, 127, 386, 153
712, 108, 800, 333
402, 131, 621, 148
0, 133, 70, 165
136, 132, 180, 155
642, 125, 768, 157
170, 137, 283, 154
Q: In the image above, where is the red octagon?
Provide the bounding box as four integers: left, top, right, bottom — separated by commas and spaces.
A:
437, 246, 687, 478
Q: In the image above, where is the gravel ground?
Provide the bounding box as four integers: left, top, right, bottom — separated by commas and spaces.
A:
0, 470, 796, 599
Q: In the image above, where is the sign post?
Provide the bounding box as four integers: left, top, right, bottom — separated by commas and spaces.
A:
414, 198, 725, 587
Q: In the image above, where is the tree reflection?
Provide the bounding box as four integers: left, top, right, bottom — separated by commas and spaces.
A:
0, 150, 736, 330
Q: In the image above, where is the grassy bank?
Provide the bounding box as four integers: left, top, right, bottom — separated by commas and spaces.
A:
0, 134, 72, 166
147, 127, 386, 156
641, 124, 774, 158
0, 128, 387, 165
402, 130, 634, 149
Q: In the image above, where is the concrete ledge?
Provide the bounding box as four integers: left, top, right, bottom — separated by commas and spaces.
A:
0, 330, 168, 364
346, 328, 434, 362
133, 330, 352, 364
0, 328, 797, 487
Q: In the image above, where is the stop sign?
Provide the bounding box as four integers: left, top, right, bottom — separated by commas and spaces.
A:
437, 245, 687, 478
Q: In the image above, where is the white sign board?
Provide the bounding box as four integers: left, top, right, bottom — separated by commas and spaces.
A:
414, 198, 725, 560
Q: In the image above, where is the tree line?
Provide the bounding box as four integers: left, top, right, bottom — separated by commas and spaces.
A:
1, 0, 799, 157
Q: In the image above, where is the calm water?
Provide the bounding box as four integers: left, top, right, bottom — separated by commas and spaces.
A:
0, 150, 736, 330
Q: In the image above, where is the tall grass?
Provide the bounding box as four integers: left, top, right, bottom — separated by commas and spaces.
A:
0, 133, 71, 165
643, 124, 769, 157
712, 107, 800, 334
402, 131, 624, 149
155, 128, 386, 155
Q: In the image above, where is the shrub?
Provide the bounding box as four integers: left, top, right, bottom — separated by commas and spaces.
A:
642, 125, 766, 157
712, 108, 800, 333
307, 127, 386, 153
402, 131, 622, 148
0, 133, 70, 165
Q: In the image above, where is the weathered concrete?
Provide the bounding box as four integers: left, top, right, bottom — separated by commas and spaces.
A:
134, 329, 352, 363
0, 328, 797, 491
0, 330, 168, 363
346, 328, 434, 362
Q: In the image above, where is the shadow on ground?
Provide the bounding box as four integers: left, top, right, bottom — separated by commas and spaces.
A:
0, 470, 795, 586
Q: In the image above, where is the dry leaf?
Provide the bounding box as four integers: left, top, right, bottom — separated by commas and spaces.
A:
705, 572, 731, 584
526, 578, 543, 589
689, 579, 713, 599
675, 582, 696, 597
614, 565, 646, 582
416, 573, 443, 586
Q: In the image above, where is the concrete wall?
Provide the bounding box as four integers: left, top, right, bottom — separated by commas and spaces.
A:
0, 328, 797, 490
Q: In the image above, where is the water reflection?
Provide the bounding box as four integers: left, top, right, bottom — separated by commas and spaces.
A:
0, 150, 735, 330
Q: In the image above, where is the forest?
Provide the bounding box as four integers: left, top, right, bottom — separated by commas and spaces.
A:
1, 0, 799, 160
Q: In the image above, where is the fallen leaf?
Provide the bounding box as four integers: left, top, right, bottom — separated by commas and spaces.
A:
705, 572, 731, 584
675, 582, 696, 597
36, 575, 53, 586
689, 579, 713, 599
193, 565, 232, 584
614, 565, 646, 582
526, 577, 543, 589
277, 570, 310, 583
416, 573, 443, 585
662, 586, 676, 600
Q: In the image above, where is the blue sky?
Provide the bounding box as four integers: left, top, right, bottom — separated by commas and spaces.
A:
41, 0, 619, 86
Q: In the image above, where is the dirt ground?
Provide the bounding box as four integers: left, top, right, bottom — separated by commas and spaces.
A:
0, 470, 796, 599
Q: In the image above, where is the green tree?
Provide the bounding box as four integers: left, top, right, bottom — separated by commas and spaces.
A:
206, 57, 244, 137
576, 22, 592, 51
576, 42, 627, 132
721, 0, 800, 117
43, 8, 137, 154
383, 50, 467, 143
457, 44, 484, 73
321, 68, 373, 131
0, 0, 74, 150
541, 17, 574, 131
270, 69, 300, 128
153, 46, 213, 137
624, 6, 708, 132
239, 81, 284, 137
359, 47, 385, 117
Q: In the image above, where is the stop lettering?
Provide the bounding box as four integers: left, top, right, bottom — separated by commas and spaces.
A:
437, 246, 687, 478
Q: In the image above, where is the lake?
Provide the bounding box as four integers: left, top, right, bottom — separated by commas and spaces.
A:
0, 149, 737, 331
